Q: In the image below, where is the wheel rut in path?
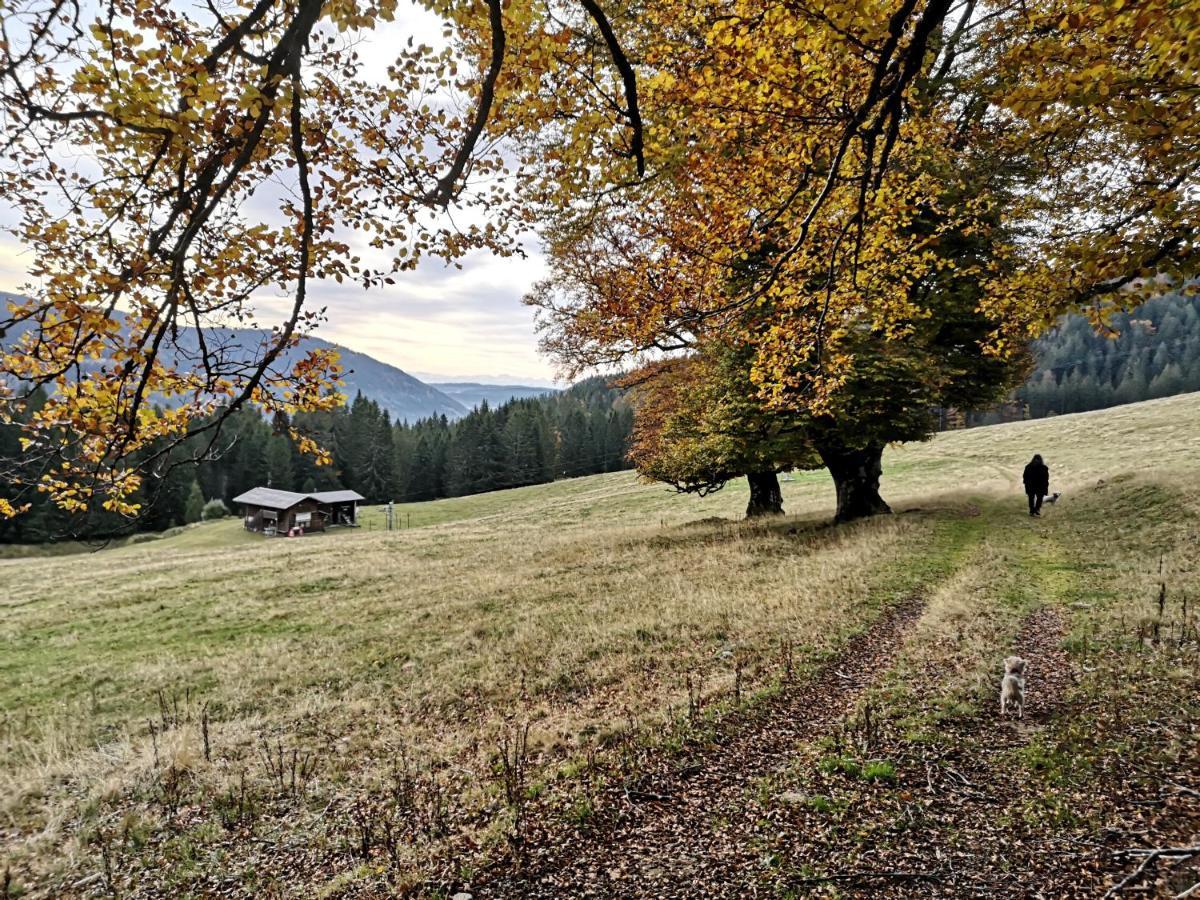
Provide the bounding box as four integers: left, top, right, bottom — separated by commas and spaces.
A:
479, 596, 929, 899
772, 603, 1155, 900
674, 605, 1092, 899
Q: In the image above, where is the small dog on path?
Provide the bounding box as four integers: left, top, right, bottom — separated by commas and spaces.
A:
1000, 656, 1027, 718
1045, 492, 1062, 505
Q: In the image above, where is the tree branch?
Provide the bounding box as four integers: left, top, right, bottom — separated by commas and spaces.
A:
425, 0, 506, 207
578, 0, 645, 177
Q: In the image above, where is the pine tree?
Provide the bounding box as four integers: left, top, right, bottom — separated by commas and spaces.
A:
359, 411, 399, 502
556, 408, 593, 479
1151, 363, 1186, 399
604, 408, 632, 471
405, 434, 439, 501
505, 404, 549, 487
184, 480, 205, 524
265, 435, 294, 489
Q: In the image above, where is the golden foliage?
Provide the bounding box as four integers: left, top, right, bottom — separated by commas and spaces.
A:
0, 0, 640, 519
523, 0, 1198, 415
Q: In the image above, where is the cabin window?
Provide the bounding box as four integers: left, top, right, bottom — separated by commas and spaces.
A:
295, 512, 312, 527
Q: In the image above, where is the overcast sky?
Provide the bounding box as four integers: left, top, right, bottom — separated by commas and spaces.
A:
1, 237, 557, 385
0, 3, 562, 388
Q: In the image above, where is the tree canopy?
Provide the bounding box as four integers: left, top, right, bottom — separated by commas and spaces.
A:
527, 0, 1197, 431
2, 0, 1196, 522
625, 210, 1031, 521
0, 0, 645, 520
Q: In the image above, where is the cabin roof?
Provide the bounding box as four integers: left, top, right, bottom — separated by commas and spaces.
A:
232, 487, 365, 509
308, 490, 364, 504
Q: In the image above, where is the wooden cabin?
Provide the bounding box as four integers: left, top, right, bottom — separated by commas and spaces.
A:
232, 487, 364, 536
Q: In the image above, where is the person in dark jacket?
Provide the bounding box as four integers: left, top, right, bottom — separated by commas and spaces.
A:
1023, 454, 1050, 516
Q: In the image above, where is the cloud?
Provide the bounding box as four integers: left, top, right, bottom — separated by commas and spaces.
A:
245, 245, 557, 382
0, 2, 562, 384
0, 240, 32, 291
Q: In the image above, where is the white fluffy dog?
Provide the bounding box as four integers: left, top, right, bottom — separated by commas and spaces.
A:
1000, 656, 1027, 718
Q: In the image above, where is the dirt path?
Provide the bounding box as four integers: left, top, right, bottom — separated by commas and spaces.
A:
736, 603, 1081, 899
474, 601, 1115, 900
477, 596, 929, 899
756, 604, 1196, 899
471, 588, 1197, 899
997, 605, 1074, 737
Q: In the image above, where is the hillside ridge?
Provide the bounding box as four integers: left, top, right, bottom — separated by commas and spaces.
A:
0, 292, 468, 422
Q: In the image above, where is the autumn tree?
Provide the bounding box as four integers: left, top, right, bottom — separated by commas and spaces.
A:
602, 143, 1029, 521
627, 215, 1029, 523
0, 0, 646, 529
525, 0, 1198, 519
626, 349, 818, 518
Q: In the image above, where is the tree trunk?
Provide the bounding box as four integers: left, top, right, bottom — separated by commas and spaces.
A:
816, 441, 891, 524
745, 470, 784, 518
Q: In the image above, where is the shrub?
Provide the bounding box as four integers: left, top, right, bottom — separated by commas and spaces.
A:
861, 760, 898, 783
201, 499, 229, 521
818, 754, 861, 779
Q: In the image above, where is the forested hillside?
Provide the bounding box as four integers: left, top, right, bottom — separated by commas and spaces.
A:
4, 294, 1196, 542
0, 378, 631, 542
1015, 292, 1200, 417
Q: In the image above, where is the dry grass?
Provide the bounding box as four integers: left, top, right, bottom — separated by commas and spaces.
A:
2, 481, 928, 892
2, 391, 1199, 895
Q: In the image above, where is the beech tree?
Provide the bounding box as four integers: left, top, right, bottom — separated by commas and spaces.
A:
627, 214, 1029, 522
625, 348, 818, 518
526, 0, 1198, 519
631, 329, 1026, 522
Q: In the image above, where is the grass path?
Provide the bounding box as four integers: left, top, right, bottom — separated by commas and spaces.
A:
474, 487, 1199, 898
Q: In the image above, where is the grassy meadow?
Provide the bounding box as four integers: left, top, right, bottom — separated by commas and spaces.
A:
2, 393, 1199, 896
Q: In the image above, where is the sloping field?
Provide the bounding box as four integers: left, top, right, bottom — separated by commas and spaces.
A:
2, 394, 1198, 897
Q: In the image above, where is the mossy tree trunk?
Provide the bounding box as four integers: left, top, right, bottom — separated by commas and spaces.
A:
745, 470, 784, 517
816, 441, 891, 524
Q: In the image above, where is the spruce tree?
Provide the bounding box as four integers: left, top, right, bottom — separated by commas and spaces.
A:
184, 480, 205, 524
265, 435, 294, 489
557, 408, 592, 478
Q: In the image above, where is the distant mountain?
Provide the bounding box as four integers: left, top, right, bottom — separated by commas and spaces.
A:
428, 381, 558, 409
411, 370, 558, 388
305, 339, 468, 422
0, 295, 469, 423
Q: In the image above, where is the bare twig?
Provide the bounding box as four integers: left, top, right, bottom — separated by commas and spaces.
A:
1105, 847, 1200, 897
